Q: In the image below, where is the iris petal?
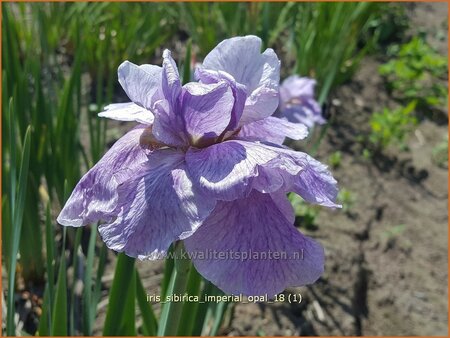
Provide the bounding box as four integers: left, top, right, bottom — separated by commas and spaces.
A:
98, 102, 154, 125
201, 35, 280, 124
57, 126, 149, 227
118, 61, 162, 110
184, 190, 324, 296
238, 116, 308, 144
98, 148, 216, 260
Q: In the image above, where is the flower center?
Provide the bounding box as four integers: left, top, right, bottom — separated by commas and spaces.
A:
139, 127, 166, 150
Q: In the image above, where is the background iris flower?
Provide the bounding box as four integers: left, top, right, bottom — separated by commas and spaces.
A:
278, 75, 326, 129
57, 36, 340, 296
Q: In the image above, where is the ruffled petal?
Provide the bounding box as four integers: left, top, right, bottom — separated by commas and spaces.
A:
202, 36, 279, 93
118, 61, 162, 110
185, 140, 281, 201
253, 144, 341, 208
195, 68, 247, 131
98, 148, 216, 260
161, 49, 182, 109
238, 116, 308, 144
184, 190, 324, 296
186, 140, 340, 207
240, 84, 280, 125
98, 102, 154, 125
202, 35, 280, 124
57, 126, 149, 227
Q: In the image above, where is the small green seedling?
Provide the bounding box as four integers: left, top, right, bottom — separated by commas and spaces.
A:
369, 100, 418, 150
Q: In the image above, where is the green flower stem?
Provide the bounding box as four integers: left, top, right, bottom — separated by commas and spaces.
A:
157, 241, 192, 336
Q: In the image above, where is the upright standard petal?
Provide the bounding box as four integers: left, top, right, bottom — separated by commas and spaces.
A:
202, 36, 278, 92
99, 102, 154, 125
161, 49, 182, 109
195, 67, 247, 131
201, 35, 280, 124
118, 61, 162, 110
151, 50, 187, 147
184, 190, 325, 296
57, 126, 150, 227
181, 81, 234, 145
238, 116, 308, 144
98, 149, 216, 260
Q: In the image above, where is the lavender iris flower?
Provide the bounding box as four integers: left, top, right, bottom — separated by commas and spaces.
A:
278, 75, 326, 129
57, 36, 340, 296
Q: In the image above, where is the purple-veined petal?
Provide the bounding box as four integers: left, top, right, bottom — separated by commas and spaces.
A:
152, 50, 184, 147
202, 35, 280, 124
186, 139, 340, 207
152, 81, 235, 147
240, 84, 280, 125
202, 36, 279, 93
181, 81, 234, 144
291, 153, 340, 208
238, 116, 308, 144
162, 49, 182, 109
195, 67, 247, 131
98, 148, 216, 260
57, 125, 150, 227
184, 190, 324, 296
253, 144, 341, 208
118, 61, 162, 110
185, 140, 281, 201
99, 102, 154, 125
152, 99, 189, 147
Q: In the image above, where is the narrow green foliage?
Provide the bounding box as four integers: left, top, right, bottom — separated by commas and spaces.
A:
291, 2, 380, 103
158, 242, 192, 336
191, 282, 215, 336
83, 227, 98, 335
44, 205, 55, 323
6, 122, 31, 336
51, 229, 68, 335
37, 285, 51, 336
136, 271, 158, 336
160, 244, 175, 299
91, 243, 108, 326
177, 266, 203, 335
182, 39, 192, 85
103, 253, 136, 335
69, 228, 82, 335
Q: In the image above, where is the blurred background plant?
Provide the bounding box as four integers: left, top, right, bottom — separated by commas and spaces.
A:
379, 36, 448, 110
368, 100, 418, 151
2, 2, 446, 336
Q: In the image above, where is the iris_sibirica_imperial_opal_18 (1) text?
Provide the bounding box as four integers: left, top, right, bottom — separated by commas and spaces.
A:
57, 35, 341, 297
